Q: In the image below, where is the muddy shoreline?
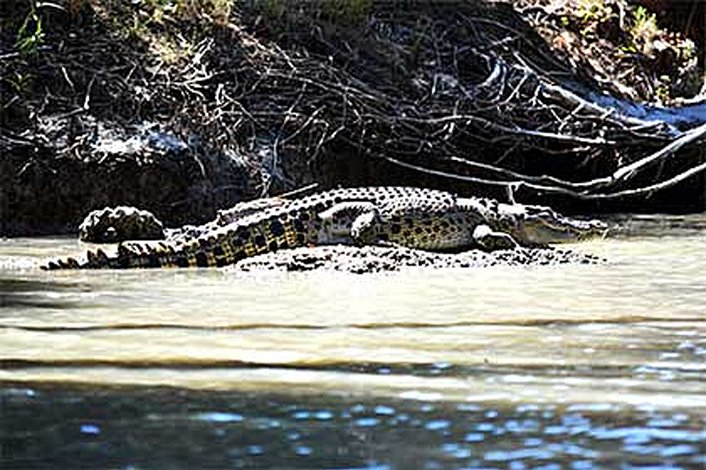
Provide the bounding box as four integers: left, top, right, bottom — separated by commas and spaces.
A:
231, 245, 604, 273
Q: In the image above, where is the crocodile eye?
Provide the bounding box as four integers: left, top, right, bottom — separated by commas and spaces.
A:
104, 227, 117, 242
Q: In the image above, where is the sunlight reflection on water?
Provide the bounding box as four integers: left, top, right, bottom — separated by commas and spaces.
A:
1, 214, 705, 467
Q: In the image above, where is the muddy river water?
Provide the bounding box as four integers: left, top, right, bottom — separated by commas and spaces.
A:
1, 215, 705, 468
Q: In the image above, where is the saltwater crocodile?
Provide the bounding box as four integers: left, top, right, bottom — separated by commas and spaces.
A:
41, 187, 607, 270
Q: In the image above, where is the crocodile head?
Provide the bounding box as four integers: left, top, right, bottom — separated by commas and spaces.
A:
498, 203, 608, 246
79, 206, 165, 243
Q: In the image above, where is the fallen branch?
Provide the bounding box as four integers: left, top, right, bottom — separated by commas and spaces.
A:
382, 149, 706, 201
611, 123, 706, 183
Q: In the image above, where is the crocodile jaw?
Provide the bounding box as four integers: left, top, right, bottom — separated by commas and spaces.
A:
523, 217, 608, 244
499, 203, 609, 245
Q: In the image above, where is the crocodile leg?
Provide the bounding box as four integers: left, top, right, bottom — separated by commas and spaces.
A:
472, 224, 521, 251
318, 202, 379, 245
350, 209, 386, 246
348, 198, 482, 251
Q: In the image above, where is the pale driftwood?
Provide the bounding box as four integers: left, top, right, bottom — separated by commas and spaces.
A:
381, 120, 706, 201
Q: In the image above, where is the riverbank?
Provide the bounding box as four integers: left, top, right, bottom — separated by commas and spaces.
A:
2, 0, 705, 237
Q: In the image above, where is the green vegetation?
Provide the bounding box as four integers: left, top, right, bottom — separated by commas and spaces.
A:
576, 0, 611, 33
2, 0, 45, 120
628, 5, 659, 54
546, 0, 702, 103
15, 0, 44, 55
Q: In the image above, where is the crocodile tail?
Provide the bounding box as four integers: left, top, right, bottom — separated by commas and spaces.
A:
40, 236, 243, 270
41, 246, 117, 270
40, 241, 185, 270
118, 239, 237, 268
